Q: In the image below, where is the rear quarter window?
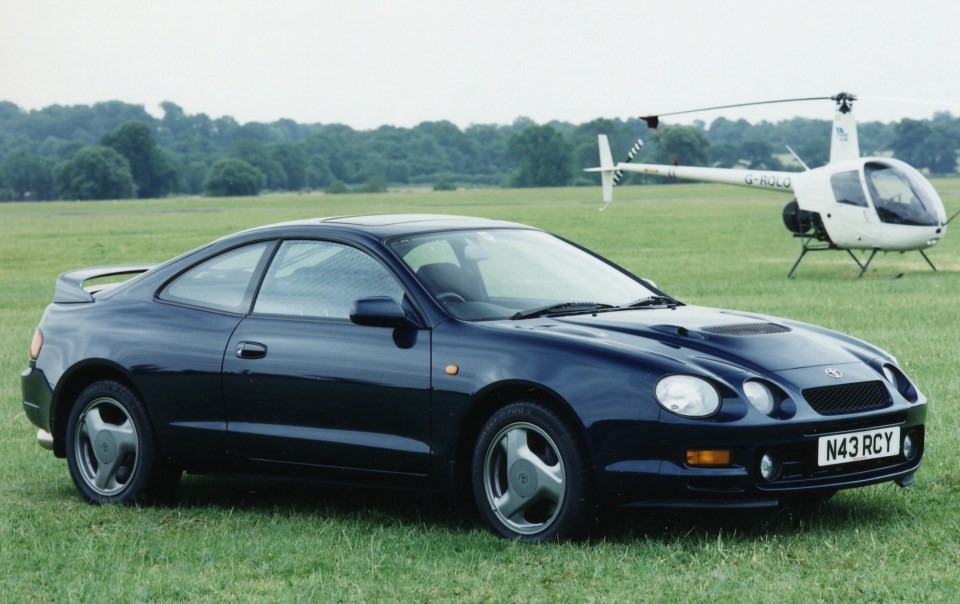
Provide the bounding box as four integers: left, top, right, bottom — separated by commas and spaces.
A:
159, 242, 272, 312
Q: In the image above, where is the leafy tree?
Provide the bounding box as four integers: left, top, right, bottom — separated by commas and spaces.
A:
650, 126, 710, 167
507, 125, 573, 187
325, 180, 348, 194
740, 141, 783, 170
1, 153, 56, 200
101, 121, 176, 198
203, 158, 265, 197
892, 118, 957, 174
710, 142, 741, 168
923, 129, 958, 174
358, 176, 388, 193
269, 143, 307, 190
708, 117, 752, 145
181, 161, 210, 195
892, 119, 930, 168
53, 146, 137, 200
793, 139, 830, 169
858, 121, 896, 156
5, 99, 960, 201
229, 139, 286, 190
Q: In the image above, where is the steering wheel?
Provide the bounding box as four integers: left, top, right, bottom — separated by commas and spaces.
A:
436, 292, 466, 304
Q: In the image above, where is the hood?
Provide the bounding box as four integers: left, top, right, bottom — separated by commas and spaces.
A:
509, 305, 880, 374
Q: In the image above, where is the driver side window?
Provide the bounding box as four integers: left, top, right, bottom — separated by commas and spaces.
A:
253, 240, 404, 319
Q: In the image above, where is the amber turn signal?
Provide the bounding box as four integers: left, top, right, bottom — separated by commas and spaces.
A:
686, 449, 731, 466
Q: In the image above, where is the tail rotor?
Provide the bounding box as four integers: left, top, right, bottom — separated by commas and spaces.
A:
585, 134, 644, 210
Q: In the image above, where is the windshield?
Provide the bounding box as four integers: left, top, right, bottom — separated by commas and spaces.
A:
864, 162, 941, 226
388, 228, 657, 321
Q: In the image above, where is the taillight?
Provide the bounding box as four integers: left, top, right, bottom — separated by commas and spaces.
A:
30, 328, 43, 360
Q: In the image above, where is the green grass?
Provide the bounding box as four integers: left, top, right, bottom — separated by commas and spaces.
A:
2, 183, 959, 602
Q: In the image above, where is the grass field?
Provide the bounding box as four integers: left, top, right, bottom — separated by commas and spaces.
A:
1, 182, 959, 602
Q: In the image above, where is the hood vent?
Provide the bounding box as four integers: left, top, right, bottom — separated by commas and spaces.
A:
701, 322, 791, 336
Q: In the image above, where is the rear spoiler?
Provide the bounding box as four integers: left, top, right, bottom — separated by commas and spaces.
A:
53, 264, 157, 303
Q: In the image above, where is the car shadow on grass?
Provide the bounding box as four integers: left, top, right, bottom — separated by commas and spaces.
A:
173, 473, 478, 535
170, 474, 908, 543
590, 487, 909, 544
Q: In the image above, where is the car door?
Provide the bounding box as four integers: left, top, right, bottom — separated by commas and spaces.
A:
222, 239, 432, 474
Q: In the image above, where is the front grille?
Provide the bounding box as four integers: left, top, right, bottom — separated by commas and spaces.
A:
701, 322, 791, 336
802, 381, 891, 415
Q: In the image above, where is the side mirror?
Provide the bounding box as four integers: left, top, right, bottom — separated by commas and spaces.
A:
350, 297, 413, 328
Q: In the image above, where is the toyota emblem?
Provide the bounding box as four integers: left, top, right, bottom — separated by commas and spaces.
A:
824, 368, 843, 379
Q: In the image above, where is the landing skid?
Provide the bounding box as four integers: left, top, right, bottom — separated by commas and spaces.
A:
787, 235, 938, 278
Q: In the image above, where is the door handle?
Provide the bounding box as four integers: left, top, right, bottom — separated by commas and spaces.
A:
235, 341, 267, 359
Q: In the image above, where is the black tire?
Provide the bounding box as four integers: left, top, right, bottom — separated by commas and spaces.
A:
65, 380, 181, 504
471, 400, 594, 541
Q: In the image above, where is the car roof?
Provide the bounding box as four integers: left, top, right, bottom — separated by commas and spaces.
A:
242, 214, 534, 238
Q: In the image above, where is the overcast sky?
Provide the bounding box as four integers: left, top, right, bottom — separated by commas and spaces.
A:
3, 0, 960, 130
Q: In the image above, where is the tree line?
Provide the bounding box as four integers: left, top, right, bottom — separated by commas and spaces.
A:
0, 99, 957, 201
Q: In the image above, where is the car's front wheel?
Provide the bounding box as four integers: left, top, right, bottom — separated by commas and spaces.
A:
65, 380, 180, 504
472, 400, 593, 541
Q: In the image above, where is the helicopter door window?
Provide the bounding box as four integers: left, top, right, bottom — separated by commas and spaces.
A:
864, 162, 940, 227
830, 171, 868, 207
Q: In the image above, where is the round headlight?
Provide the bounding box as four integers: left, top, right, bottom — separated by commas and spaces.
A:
744, 381, 776, 416
655, 375, 720, 417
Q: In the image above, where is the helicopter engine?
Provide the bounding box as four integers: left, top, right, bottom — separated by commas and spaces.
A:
781, 199, 829, 241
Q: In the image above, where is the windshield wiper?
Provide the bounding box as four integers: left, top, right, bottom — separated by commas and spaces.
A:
511, 302, 615, 320
621, 295, 681, 309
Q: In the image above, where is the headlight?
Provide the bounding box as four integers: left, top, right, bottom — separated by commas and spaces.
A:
655, 375, 720, 417
744, 380, 776, 416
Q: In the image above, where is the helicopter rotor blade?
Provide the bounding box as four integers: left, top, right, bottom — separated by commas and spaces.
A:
640, 95, 838, 128
947, 207, 960, 225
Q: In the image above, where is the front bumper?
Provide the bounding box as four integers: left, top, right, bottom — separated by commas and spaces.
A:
596, 407, 926, 508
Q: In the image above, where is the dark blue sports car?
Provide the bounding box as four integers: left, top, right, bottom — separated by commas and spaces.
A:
21, 214, 926, 541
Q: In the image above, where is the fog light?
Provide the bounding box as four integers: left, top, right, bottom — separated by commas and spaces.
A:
760, 452, 781, 481
903, 432, 917, 460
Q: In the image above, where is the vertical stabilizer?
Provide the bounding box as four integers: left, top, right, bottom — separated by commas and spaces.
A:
597, 134, 615, 205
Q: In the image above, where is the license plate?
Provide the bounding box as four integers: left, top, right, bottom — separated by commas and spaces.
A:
817, 427, 900, 467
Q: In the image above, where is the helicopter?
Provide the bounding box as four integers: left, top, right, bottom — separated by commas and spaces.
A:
587, 93, 956, 277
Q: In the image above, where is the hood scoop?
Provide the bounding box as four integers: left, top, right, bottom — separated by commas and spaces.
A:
701, 322, 791, 336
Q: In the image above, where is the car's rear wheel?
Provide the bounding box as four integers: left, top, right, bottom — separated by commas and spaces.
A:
472, 400, 593, 541
65, 380, 180, 504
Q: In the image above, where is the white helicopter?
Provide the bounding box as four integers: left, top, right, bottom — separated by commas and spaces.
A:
588, 93, 956, 277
